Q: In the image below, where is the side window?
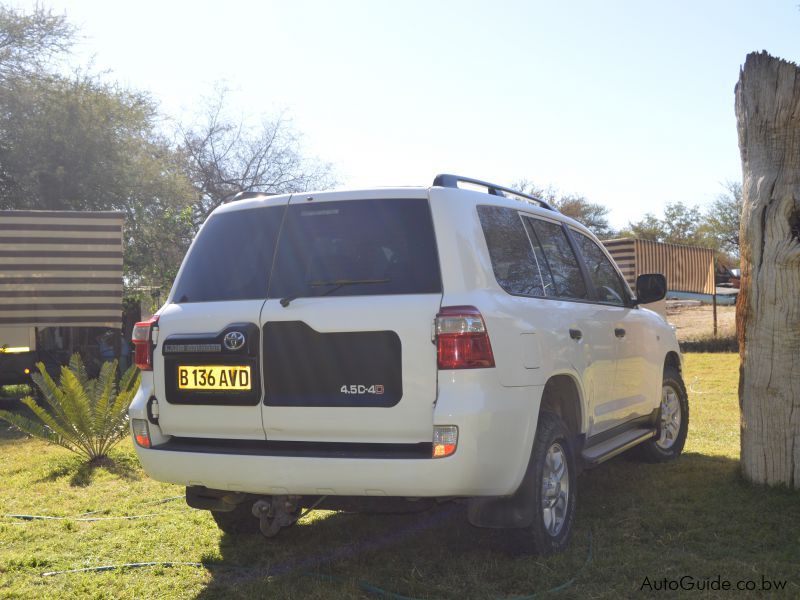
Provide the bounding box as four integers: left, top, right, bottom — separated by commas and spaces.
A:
525, 217, 587, 300
572, 230, 629, 306
477, 205, 545, 296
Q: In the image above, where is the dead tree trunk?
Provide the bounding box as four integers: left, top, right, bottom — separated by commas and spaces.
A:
735, 51, 800, 488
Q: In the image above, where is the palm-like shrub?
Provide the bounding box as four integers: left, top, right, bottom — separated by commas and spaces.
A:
0, 354, 140, 462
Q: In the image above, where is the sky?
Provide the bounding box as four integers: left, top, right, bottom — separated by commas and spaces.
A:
15, 0, 800, 227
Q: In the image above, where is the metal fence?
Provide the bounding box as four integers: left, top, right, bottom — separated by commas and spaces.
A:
0, 210, 124, 328
603, 238, 715, 295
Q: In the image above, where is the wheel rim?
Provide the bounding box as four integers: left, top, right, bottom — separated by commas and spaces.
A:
541, 442, 569, 537
657, 384, 682, 450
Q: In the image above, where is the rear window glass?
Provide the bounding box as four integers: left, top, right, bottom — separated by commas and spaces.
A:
268, 198, 441, 299
477, 205, 546, 296
171, 206, 284, 303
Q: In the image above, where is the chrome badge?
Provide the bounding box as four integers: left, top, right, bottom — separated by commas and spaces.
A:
223, 331, 246, 351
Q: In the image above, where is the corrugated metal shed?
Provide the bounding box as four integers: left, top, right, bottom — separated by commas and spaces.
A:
0, 210, 124, 328
603, 238, 715, 295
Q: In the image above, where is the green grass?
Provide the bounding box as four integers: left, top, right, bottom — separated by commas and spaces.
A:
1, 353, 798, 599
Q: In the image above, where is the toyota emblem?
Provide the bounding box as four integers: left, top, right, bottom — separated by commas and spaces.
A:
223, 331, 246, 351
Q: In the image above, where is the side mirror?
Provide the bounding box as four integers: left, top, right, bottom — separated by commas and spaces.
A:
635, 273, 667, 304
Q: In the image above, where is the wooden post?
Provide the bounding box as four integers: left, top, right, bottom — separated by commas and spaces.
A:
712, 256, 718, 336
735, 52, 800, 488
712, 290, 718, 337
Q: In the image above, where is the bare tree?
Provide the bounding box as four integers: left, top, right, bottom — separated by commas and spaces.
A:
179, 92, 335, 229
735, 51, 800, 488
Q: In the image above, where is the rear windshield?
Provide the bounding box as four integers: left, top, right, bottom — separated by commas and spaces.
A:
171, 206, 284, 303
268, 198, 441, 299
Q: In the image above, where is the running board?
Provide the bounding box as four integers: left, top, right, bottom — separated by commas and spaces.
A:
581, 427, 656, 465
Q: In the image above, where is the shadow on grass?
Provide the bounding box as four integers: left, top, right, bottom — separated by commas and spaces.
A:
191, 451, 800, 600
194, 504, 502, 599
35, 450, 141, 487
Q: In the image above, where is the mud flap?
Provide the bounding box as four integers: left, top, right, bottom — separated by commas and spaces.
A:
466, 453, 538, 529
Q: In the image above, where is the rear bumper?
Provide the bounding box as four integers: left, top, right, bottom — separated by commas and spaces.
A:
131, 372, 544, 498
137, 445, 501, 497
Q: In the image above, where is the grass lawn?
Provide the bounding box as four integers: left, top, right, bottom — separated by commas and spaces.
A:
1, 353, 798, 599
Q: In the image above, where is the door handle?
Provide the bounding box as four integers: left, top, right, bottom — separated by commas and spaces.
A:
569, 328, 583, 340
615, 328, 626, 339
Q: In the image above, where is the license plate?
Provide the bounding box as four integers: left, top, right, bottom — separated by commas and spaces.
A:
177, 365, 251, 390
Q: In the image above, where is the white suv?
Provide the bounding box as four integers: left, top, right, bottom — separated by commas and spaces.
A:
129, 174, 687, 554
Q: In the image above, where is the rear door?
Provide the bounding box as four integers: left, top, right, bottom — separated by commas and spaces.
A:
521, 216, 620, 432
260, 190, 443, 444
152, 199, 288, 439
569, 228, 657, 432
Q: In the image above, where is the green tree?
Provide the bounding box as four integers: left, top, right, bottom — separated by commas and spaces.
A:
0, 4, 74, 79
623, 201, 712, 247
0, 7, 334, 293
555, 194, 615, 239
0, 73, 195, 291
0, 4, 194, 291
705, 180, 742, 257
0, 4, 75, 199
512, 179, 615, 238
622, 213, 665, 241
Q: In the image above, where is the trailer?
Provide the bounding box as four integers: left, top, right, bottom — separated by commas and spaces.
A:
602, 237, 718, 327
0, 210, 124, 385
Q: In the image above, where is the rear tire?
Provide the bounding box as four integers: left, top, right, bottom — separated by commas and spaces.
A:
636, 365, 689, 462
509, 411, 577, 555
210, 501, 260, 535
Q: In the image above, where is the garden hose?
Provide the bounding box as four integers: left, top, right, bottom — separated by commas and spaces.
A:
2, 494, 186, 522
42, 562, 204, 577
13, 493, 594, 599
3, 513, 166, 522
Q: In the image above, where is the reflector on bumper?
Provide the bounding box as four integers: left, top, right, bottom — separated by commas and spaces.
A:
433, 425, 458, 458
132, 419, 151, 448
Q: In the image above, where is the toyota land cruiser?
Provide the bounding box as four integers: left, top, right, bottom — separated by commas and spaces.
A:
129, 174, 688, 554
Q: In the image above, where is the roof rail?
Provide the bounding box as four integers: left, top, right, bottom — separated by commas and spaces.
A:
223, 190, 278, 204
432, 173, 557, 212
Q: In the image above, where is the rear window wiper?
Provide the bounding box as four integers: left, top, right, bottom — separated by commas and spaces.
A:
279, 278, 390, 307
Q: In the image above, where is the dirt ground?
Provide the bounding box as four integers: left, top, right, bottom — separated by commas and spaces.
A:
666, 303, 736, 341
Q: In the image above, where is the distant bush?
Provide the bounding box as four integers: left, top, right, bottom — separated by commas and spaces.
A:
0, 384, 32, 398
0, 354, 139, 463
679, 335, 738, 353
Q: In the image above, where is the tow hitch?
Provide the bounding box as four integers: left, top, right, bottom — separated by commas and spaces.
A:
252, 495, 302, 537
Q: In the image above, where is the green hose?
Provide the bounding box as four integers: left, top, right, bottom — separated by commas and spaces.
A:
30, 498, 593, 599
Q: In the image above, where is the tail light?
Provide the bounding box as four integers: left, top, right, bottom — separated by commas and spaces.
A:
435, 306, 495, 369
132, 315, 159, 371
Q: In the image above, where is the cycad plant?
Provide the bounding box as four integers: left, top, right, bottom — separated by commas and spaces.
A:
0, 354, 140, 463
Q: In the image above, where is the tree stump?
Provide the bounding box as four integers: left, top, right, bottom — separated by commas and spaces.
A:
735, 51, 800, 487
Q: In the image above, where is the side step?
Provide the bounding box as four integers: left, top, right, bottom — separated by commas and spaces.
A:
581, 427, 656, 465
